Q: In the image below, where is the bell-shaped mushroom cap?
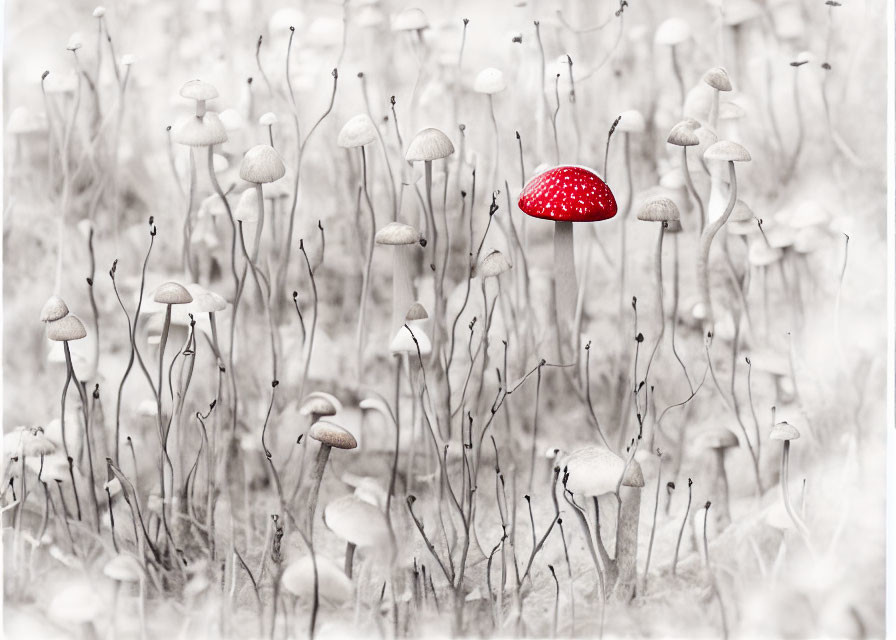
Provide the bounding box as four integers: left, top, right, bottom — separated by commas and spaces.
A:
637, 196, 680, 222
616, 110, 646, 134
477, 250, 512, 278
306, 391, 344, 413
153, 282, 193, 305
281, 556, 352, 604
300, 395, 338, 418
309, 420, 357, 449
793, 226, 826, 254
703, 67, 733, 91
171, 113, 228, 147
770, 421, 800, 441
375, 221, 421, 245
103, 554, 143, 582
7, 107, 45, 134
93, 6, 106, 18
704, 140, 751, 162
390, 323, 432, 356
185, 283, 227, 313
405, 127, 455, 162
719, 101, 746, 120
748, 242, 782, 267
473, 67, 506, 94
218, 108, 245, 132
258, 112, 278, 126
49, 581, 104, 625
623, 460, 645, 488
392, 7, 428, 31
234, 188, 259, 223
323, 494, 391, 548
697, 427, 739, 450
563, 446, 632, 496
46, 314, 87, 342
240, 144, 287, 183
518, 165, 617, 223
730, 199, 754, 223
765, 224, 796, 249
667, 121, 701, 146
180, 79, 219, 102
337, 113, 378, 148
40, 295, 70, 322
654, 17, 691, 45
405, 301, 429, 322
67, 32, 83, 51
748, 348, 789, 376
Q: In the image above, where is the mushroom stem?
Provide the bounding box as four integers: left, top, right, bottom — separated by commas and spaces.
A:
344, 541, 356, 578
680, 147, 705, 232
714, 449, 732, 529
645, 223, 666, 377
641, 453, 663, 593
671, 46, 686, 112
306, 443, 332, 536
552, 220, 577, 342
356, 146, 375, 381
390, 246, 415, 335
183, 146, 198, 281
671, 478, 692, 576
252, 184, 265, 264
614, 484, 642, 600
696, 160, 738, 337
196, 99, 207, 118
709, 88, 720, 130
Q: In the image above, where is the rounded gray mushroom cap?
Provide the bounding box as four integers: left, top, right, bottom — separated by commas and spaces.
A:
405, 301, 429, 321
730, 199, 754, 223
171, 113, 228, 147
405, 128, 454, 162
46, 314, 88, 342
300, 395, 338, 418
637, 196, 681, 222
41, 295, 70, 322
477, 250, 512, 278
473, 67, 506, 94
616, 109, 646, 134
704, 140, 751, 163
323, 494, 390, 547
184, 283, 228, 313
654, 17, 691, 46
103, 554, 143, 582
337, 113, 378, 148
703, 67, 733, 91
697, 427, 739, 450
667, 121, 701, 147
281, 556, 352, 604
153, 282, 193, 305
309, 420, 357, 449
564, 446, 642, 496
770, 421, 800, 441
239, 145, 287, 183
180, 79, 219, 102
375, 221, 421, 245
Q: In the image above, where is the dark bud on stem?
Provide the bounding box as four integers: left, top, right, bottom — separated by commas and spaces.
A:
93, 384, 100, 399
635, 333, 644, 343
42, 70, 50, 80
688, 478, 693, 487
704, 501, 712, 509
667, 481, 675, 490
272, 380, 279, 387
289, 26, 295, 32
86, 277, 93, 286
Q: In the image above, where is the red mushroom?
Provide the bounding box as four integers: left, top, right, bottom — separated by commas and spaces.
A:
518, 165, 617, 340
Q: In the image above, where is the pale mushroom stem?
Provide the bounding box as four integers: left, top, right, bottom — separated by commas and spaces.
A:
553, 220, 577, 345
696, 160, 738, 337
645, 223, 667, 377
391, 246, 415, 335
183, 147, 198, 281
671, 46, 686, 112
641, 454, 663, 592
253, 184, 266, 264
344, 541, 356, 578
65, 341, 101, 531
714, 449, 732, 528
709, 88, 720, 130
356, 146, 375, 381
306, 443, 332, 535
680, 147, 705, 232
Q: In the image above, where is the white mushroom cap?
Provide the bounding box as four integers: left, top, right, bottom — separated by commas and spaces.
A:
40, 295, 70, 323
667, 120, 700, 147
793, 226, 826, 254
258, 112, 278, 126
239, 145, 287, 183
218, 108, 245, 132
234, 189, 259, 223
269, 7, 305, 34
121, 54, 137, 66
392, 7, 428, 31
103, 554, 142, 582
7, 107, 46, 134
616, 109, 646, 134
770, 421, 800, 441
185, 283, 228, 313
30, 454, 71, 483
764, 224, 796, 249
654, 18, 691, 46
66, 32, 83, 51
729, 198, 754, 223
305, 391, 344, 413
46, 315, 88, 342
748, 242, 782, 267
703, 67, 733, 92
477, 250, 512, 278
153, 282, 193, 305
281, 556, 352, 604
309, 420, 357, 449
300, 395, 338, 417
719, 101, 746, 120
375, 221, 420, 245
171, 113, 228, 147
4, 426, 57, 458
93, 6, 106, 18
473, 67, 506, 94
637, 196, 680, 222
337, 113, 378, 148
180, 79, 219, 102
405, 301, 429, 321
563, 446, 643, 496
704, 140, 751, 162
405, 128, 454, 162
390, 322, 431, 356
323, 494, 390, 547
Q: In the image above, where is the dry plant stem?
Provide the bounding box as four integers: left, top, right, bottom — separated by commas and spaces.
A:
642, 451, 663, 591
54, 57, 82, 295
696, 161, 738, 335
703, 503, 729, 638
780, 441, 813, 549
681, 147, 705, 232
358, 73, 397, 219
670, 46, 686, 112
782, 66, 805, 181
64, 342, 101, 532
671, 478, 692, 576
355, 146, 376, 380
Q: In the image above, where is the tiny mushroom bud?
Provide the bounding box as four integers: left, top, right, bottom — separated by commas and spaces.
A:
473, 67, 506, 94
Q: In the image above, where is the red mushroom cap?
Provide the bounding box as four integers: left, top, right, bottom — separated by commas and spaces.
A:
518, 165, 618, 223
